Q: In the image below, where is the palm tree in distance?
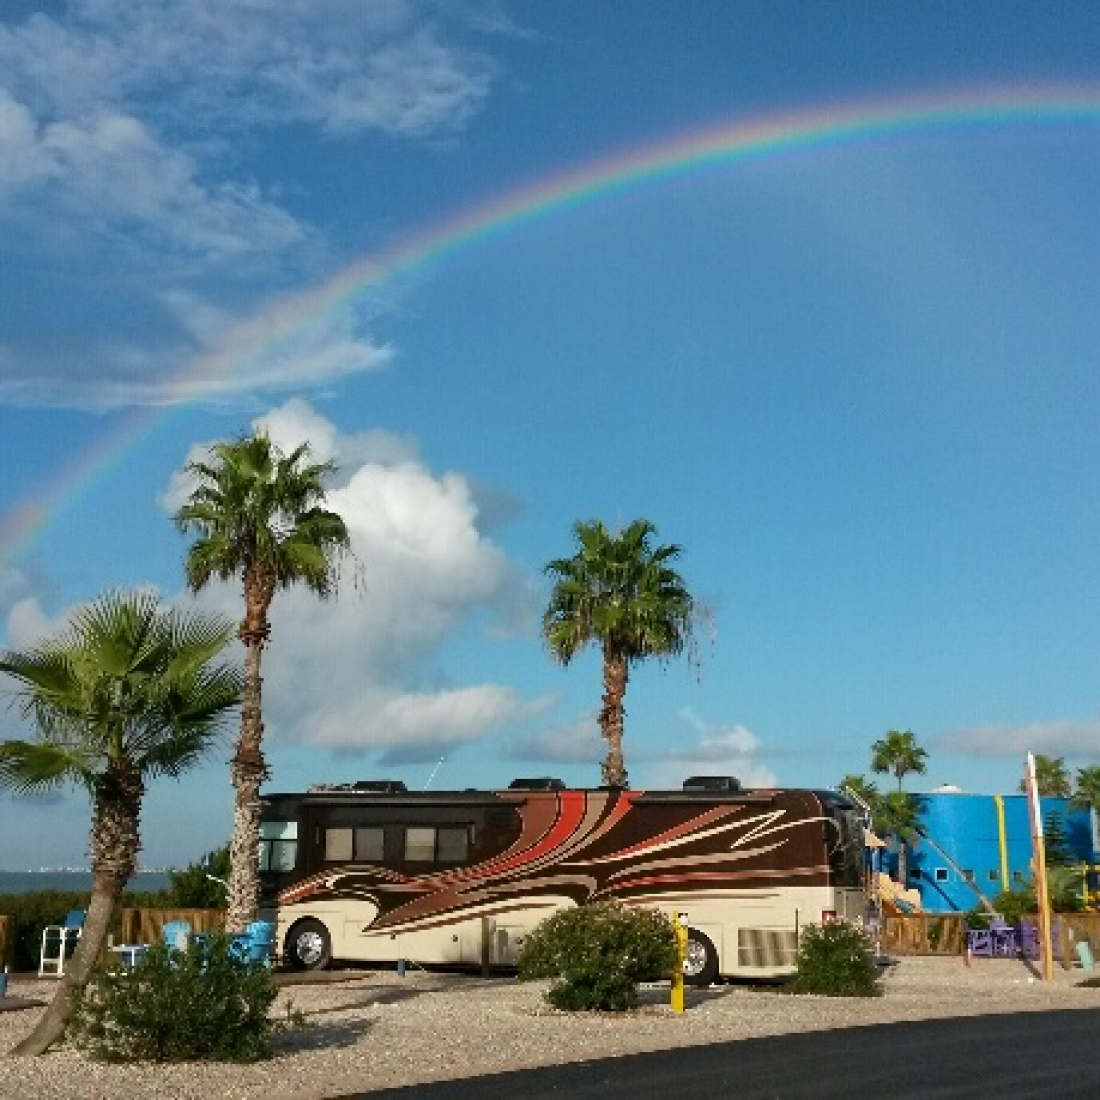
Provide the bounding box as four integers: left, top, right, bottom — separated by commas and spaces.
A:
839, 773, 880, 809
871, 729, 928, 792
1019, 753, 1071, 798
875, 790, 922, 888
543, 518, 697, 788
175, 431, 350, 931
0, 591, 240, 1056
1071, 765, 1100, 814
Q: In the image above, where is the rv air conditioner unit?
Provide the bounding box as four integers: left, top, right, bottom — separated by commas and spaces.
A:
682, 775, 741, 792
508, 777, 566, 791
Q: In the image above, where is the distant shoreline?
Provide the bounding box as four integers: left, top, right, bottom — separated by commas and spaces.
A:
0, 870, 173, 894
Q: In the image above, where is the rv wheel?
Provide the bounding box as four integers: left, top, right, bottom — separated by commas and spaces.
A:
287, 919, 332, 971
683, 928, 719, 987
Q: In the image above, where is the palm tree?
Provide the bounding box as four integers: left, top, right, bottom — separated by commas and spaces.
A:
875, 790, 921, 887
543, 518, 696, 788
1019, 753, 1071, 797
0, 591, 240, 1056
175, 431, 349, 931
1071, 765, 1100, 814
870, 729, 928, 791
839, 773, 880, 810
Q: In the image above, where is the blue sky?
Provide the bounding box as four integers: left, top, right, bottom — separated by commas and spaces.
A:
2, 1, 1100, 869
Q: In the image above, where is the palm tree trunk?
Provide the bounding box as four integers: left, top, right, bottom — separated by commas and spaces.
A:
227, 594, 270, 933
896, 838, 908, 889
9, 877, 118, 1056
599, 651, 629, 788
10, 778, 139, 1057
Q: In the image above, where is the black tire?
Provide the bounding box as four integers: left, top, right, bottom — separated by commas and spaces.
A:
682, 928, 719, 987
286, 918, 332, 971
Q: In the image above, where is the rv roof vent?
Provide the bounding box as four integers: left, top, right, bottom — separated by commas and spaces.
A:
508, 777, 566, 791
682, 775, 740, 793
351, 780, 407, 793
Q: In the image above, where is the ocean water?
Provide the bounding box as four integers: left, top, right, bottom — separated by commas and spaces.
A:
0, 870, 174, 895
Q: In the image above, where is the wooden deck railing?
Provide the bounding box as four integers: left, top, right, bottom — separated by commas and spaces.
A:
881, 915, 967, 955
117, 908, 225, 945
883, 911, 1100, 966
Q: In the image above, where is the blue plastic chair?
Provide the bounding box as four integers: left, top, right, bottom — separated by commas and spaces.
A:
38, 910, 86, 976
161, 920, 191, 951
228, 920, 276, 966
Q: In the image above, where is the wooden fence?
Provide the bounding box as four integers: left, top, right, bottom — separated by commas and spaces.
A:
881, 914, 967, 955
882, 912, 1100, 967
1050, 913, 1100, 969
0, 914, 10, 966
117, 908, 225, 946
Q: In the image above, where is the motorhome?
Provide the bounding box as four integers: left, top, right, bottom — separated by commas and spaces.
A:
258, 776, 865, 983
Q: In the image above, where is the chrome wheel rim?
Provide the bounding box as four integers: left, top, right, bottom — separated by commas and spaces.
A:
296, 930, 325, 966
683, 938, 707, 977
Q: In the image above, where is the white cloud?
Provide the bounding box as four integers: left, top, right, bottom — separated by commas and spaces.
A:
15, 110, 307, 259
160, 298, 395, 401
258, 397, 421, 474
506, 705, 777, 791
169, 400, 542, 758
3, 595, 60, 649
0, 2, 501, 408
508, 713, 605, 764
631, 709, 777, 790
938, 720, 1100, 759
0, 2, 496, 139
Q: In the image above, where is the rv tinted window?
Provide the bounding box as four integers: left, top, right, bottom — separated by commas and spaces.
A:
325, 828, 354, 862
355, 826, 384, 862
405, 827, 436, 862
437, 827, 469, 862
403, 826, 470, 863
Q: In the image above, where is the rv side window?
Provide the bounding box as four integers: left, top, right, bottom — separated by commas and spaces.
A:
324, 826, 385, 862
403, 825, 470, 863
355, 827, 385, 861
259, 820, 298, 872
325, 828, 354, 862
405, 827, 436, 862
437, 827, 469, 862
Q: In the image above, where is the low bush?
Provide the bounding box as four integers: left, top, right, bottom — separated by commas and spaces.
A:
66, 933, 290, 1062
787, 919, 881, 998
992, 886, 1034, 925
964, 909, 993, 931
167, 846, 231, 909
517, 902, 678, 1012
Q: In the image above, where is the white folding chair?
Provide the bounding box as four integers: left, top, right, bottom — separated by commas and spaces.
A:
39, 909, 86, 976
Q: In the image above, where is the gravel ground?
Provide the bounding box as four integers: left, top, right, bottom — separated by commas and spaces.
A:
1, 957, 1097, 1099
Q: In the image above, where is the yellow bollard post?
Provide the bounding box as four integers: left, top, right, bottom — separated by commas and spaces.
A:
671, 912, 688, 1014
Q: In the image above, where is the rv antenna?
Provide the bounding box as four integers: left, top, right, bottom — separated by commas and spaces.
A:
424, 757, 445, 790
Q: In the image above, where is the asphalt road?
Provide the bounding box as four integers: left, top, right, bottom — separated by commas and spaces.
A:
336, 1009, 1100, 1099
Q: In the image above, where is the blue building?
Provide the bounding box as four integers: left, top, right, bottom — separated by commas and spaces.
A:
881, 792, 1097, 913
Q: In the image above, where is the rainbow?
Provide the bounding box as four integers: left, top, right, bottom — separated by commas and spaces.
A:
3, 85, 1100, 572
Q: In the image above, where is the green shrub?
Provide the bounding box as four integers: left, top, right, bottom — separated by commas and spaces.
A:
964, 909, 993, 931
66, 933, 287, 1062
993, 885, 1035, 924
167, 846, 230, 909
788, 920, 881, 998
517, 902, 678, 1012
